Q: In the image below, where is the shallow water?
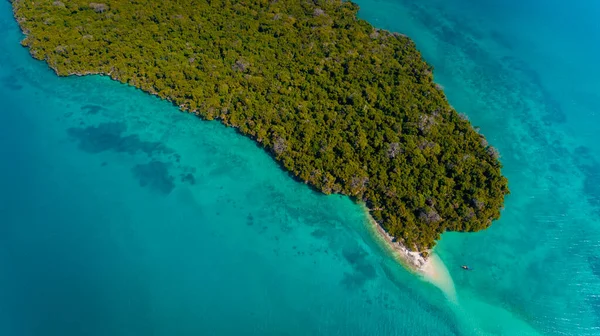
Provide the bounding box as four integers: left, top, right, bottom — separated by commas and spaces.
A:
1, 0, 599, 335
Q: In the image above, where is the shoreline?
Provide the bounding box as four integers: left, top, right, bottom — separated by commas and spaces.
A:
364, 208, 429, 271
363, 206, 457, 300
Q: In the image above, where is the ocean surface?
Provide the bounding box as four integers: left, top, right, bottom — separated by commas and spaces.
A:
1, 0, 599, 335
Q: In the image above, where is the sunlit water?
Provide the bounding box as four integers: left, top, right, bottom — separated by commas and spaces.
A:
1, 0, 599, 335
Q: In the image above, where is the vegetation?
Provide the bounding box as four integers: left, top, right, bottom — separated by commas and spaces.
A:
12, 0, 508, 250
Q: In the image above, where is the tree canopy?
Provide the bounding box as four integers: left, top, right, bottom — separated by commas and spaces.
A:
12, 0, 509, 250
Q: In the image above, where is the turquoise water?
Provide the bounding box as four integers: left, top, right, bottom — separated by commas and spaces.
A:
1, 0, 599, 335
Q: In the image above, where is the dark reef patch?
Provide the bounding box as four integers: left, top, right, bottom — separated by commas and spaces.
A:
340, 246, 377, 289
540, 92, 566, 125
503, 56, 543, 87
502, 56, 566, 125
132, 160, 175, 194
573, 146, 600, 215
67, 122, 172, 157
340, 272, 366, 289
550, 139, 569, 159
2, 75, 23, 91
310, 229, 327, 239
180, 172, 195, 185
81, 104, 104, 115
67, 121, 196, 193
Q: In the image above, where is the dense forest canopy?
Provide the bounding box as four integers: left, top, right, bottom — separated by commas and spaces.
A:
12, 0, 508, 250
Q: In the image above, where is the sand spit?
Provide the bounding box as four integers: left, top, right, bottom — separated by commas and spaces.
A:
364, 208, 457, 301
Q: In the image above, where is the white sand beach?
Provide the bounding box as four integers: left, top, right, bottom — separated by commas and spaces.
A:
364, 207, 457, 301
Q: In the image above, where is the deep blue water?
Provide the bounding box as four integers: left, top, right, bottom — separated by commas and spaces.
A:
1, 0, 599, 335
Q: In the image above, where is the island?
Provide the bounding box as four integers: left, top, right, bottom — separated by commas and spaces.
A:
11, 0, 508, 268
